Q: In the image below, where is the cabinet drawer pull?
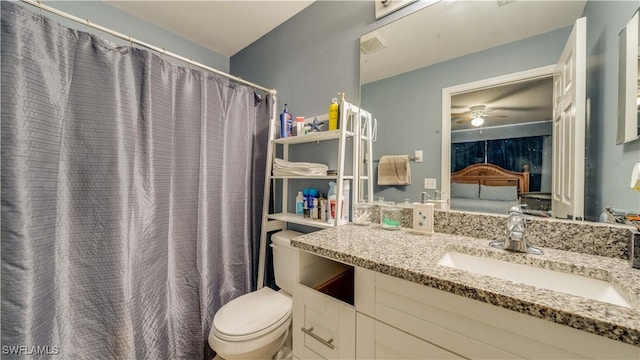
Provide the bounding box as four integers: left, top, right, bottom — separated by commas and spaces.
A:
301, 326, 335, 350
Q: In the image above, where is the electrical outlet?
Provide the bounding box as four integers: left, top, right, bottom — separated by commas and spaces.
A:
424, 178, 437, 190
412, 203, 434, 235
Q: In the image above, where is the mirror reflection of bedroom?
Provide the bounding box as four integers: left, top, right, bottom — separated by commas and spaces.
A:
450, 76, 553, 216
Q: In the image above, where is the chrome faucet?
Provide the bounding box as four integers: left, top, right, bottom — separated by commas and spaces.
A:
489, 205, 543, 255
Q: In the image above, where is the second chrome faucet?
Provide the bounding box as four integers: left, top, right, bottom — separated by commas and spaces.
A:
489, 204, 543, 255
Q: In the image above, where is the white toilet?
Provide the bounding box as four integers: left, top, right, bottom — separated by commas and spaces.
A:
208, 230, 300, 360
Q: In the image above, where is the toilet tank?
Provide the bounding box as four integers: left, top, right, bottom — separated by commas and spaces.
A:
271, 230, 302, 295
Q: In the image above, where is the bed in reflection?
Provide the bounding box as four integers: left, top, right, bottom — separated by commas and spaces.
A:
450, 163, 529, 215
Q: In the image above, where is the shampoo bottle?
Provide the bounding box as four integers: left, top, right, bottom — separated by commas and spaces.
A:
280, 104, 293, 138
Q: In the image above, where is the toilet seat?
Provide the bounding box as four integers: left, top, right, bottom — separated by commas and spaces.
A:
213, 287, 292, 342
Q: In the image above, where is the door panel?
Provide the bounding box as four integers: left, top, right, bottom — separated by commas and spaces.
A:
552, 17, 586, 220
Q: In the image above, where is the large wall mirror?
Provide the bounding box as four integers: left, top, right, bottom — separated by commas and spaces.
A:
360, 1, 640, 222
617, 8, 640, 144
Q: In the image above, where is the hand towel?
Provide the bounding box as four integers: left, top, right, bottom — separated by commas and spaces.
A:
377, 155, 411, 185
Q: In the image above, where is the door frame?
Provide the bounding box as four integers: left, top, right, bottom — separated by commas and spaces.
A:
440, 65, 556, 206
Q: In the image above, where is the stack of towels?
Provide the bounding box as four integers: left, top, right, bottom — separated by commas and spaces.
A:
272, 158, 328, 176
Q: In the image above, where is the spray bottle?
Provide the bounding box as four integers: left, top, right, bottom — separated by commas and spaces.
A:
328, 98, 339, 130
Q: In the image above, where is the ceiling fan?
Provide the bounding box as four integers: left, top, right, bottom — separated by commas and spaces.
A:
451, 105, 507, 126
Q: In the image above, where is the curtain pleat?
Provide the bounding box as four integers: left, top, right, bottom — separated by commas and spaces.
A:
1, 2, 270, 359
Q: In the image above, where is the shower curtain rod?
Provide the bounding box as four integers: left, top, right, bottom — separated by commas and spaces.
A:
21, 0, 276, 95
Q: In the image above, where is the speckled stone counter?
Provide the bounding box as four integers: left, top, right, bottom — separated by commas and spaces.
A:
369, 206, 634, 259
290, 224, 640, 347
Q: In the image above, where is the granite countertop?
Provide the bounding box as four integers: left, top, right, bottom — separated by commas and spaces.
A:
290, 224, 640, 347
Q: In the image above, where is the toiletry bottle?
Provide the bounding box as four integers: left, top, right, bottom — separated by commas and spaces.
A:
310, 189, 318, 219
302, 188, 310, 218
328, 98, 339, 130
318, 193, 326, 221
341, 180, 350, 223
327, 182, 336, 223
296, 191, 304, 215
280, 104, 293, 138
295, 117, 305, 136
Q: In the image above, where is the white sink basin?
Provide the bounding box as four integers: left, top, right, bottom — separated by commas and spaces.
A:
438, 252, 631, 308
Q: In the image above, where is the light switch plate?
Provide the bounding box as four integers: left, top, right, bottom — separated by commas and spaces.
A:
412, 203, 434, 235
414, 150, 423, 163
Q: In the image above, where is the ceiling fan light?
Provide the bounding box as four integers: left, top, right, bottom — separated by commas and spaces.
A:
471, 117, 484, 127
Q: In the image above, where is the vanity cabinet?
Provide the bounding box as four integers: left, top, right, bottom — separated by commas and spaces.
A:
293, 250, 639, 360
357, 268, 638, 359
292, 250, 356, 359
292, 285, 355, 359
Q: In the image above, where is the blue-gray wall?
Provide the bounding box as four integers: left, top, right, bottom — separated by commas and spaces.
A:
233, 0, 640, 221
19, 0, 229, 72
231, 1, 372, 117
583, 1, 640, 220
361, 27, 571, 203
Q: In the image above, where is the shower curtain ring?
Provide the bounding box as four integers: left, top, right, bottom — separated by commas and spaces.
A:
129, 35, 133, 48
37, 0, 43, 18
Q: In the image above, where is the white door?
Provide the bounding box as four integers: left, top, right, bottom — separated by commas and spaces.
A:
552, 17, 586, 220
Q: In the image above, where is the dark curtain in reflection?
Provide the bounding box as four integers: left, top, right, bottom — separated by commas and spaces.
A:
451, 141, 485, 172
487, 136, 545, 191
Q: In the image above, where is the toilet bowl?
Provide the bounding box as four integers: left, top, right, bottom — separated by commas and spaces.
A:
208, 287, 292, 359
208, 230, 301, 360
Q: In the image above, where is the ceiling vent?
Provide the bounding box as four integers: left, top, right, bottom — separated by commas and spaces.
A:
360, 32, 388, 54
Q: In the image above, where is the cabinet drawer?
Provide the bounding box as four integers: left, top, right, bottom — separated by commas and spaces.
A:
293, 284, 355, 359
356, 313, 462, 359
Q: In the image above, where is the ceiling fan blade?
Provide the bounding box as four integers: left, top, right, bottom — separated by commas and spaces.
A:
484, 115, 508, 118
454, 117, 471, 124
490, 106, 548, 112
486, 78, 551, 104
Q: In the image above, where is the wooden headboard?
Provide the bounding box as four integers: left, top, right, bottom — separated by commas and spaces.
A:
451, 163, 530, 194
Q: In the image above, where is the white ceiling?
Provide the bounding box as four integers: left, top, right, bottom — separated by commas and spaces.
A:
360, 0, 587, 84
107, 0, 315, 57
450, 76, 553, 131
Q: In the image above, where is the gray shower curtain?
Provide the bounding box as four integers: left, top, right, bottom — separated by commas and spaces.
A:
1, 2, 271, 359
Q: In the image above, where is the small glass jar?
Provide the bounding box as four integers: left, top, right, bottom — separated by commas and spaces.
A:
380, 204, 402, 230
353, 202, 373, 226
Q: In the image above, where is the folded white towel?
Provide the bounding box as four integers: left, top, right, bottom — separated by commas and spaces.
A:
377, 155, 411, 185
272, 158, 328, 176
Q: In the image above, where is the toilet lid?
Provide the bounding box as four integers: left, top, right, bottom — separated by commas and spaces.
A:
213, 287, 292, 340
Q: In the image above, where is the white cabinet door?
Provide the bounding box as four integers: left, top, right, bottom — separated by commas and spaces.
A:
552, 16, 586, 220
356, 313, 463, 360
292, 284, 355, 360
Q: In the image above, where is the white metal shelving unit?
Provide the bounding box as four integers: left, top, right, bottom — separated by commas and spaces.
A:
256, 97, 375, 288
